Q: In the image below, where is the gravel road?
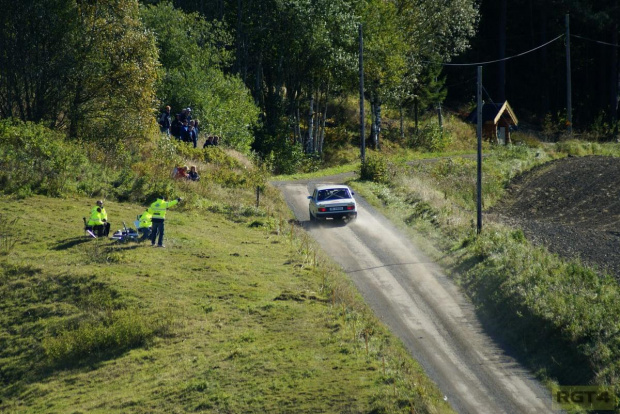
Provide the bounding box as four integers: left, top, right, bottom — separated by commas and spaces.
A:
273, 177, 555, 414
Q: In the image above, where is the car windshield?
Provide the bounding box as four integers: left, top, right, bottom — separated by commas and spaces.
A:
317, 188, 351, 201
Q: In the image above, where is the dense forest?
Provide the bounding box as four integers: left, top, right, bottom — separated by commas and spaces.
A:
1, 0, 618, 169
447, 0, 619, 134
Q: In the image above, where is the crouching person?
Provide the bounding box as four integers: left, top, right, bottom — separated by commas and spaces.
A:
148, 196, 182, 248
137, 210, 152, 241
87, 200, 110, 237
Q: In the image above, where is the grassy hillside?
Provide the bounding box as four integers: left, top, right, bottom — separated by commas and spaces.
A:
0, 163, 453, 412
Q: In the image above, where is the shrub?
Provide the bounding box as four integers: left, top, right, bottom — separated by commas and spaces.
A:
542, 112, 567, 141
202, 146, 245, 169
264, 143, 306, 175
444, 113, 475, 151
555, 139, 603, 156
0, 119, 88, 197
410, 121, 452, 152
511, 131, 543, 148
43, 308, 168, 365
323, 146, 360, 167
360, 153, 389, 183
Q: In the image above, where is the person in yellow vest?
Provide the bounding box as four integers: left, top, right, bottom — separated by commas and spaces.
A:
137, 210, 152, 241
87, 200, 110, 237
148, 196, 182, 247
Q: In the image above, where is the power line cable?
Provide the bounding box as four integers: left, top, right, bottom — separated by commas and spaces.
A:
571, 34, 620, 48
481, 86, 495, 104
428, 33, 565, 67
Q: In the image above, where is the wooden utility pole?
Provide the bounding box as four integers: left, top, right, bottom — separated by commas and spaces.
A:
359, 24, 366, 163
477, 66, 483, 235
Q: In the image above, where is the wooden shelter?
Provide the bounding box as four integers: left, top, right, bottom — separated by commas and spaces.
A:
468, 101, 519, 145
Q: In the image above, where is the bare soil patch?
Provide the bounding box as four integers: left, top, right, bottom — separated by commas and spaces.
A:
491, 155, 620, 280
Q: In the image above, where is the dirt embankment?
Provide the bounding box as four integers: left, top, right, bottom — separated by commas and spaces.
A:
491, 155, 620, 280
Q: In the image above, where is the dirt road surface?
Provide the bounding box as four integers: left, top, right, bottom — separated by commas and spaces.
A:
274, 177, 554, 414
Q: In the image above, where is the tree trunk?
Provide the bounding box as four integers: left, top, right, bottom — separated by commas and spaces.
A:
437, 102, 443, 129
313, 87, 320, 152
307, 94, 314, 153
400, 105, 404, 140
375, 98, 381, 150
287, 87, 296, 144
319, 89, 328, 154
255, 57, 262, 106
295, 102, 301, 144
370, 99, 376, 149
414, 97, 419, 135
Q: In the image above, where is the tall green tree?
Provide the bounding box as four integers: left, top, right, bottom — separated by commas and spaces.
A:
172, 0, 360, 156
140, 1, 259, 152
171, 0, 477, 154
364, 0, 478, 145
0, 0, 159, 150
0, 0, 76, 124
361, 0, 407, 149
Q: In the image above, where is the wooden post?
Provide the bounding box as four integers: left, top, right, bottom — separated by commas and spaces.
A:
256, 186, 260, 208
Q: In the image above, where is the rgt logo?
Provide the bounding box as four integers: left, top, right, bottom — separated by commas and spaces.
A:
551, 385, 615, 411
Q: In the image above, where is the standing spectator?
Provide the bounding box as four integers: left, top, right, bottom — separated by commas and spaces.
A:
158, 105, 172, 135
188, 121, 198, 148
148, 196, 182, 248
185, 107, 193, 123
193, 119, 200, 144
171, 114, 183, 141
180, 120, 190, 143
188, 165, 200, 181
179, 108, 188, 123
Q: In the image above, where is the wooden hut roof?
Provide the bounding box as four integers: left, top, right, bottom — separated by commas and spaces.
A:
468, 101, 519, 126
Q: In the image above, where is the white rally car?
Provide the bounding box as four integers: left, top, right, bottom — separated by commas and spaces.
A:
308, 185, 357, 222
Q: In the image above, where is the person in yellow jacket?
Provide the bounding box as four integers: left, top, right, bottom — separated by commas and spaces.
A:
137, 210, 152, 241
148, 196, 182, 247
87, 200, 110, 237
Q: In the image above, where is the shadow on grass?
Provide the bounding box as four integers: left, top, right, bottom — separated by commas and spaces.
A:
0, 264, 148, 403
1, 347, 134, 402
108, 243, 143, 251
449, 250, 595, 388
54, 237, 146, 252
53, 237, 93, 250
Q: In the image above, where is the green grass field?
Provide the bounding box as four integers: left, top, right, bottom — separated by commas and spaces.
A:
0, 195, 452, 413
